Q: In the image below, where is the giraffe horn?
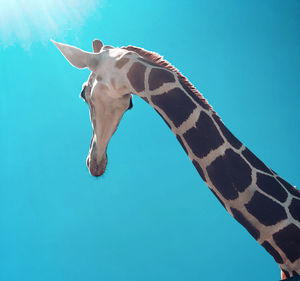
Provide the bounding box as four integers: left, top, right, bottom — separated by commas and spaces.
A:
92, 39, 103, 53
51, 40, 99, 72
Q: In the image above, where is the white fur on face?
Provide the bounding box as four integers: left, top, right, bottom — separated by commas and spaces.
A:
54, 40, 134, 176
84, 61, 132, 176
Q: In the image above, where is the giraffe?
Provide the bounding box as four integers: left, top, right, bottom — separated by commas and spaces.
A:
52, 39, 300, 280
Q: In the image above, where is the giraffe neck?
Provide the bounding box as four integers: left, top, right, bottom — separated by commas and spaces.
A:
123, 55, 300, 278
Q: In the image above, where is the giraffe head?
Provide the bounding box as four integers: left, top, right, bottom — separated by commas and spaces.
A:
52, 39, 133, 177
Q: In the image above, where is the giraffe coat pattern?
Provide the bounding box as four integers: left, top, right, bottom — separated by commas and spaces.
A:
122, 45, 300, 278
53, 39, 300, 279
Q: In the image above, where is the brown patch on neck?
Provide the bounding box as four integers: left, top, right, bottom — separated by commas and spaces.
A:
122, 45, 213, 111
115, 57, 130, 69
127, 62, 146, 92
148, 68, 175, 91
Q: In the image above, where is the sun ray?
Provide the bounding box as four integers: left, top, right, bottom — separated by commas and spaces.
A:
0, 0, 101, 49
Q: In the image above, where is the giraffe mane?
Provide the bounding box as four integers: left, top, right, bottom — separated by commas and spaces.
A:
121, 45, 213, 111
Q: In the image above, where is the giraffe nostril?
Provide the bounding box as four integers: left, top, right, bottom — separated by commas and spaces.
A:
87, 155, 108, 177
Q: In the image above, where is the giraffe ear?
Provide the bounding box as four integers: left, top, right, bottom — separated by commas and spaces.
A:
51, 40, 99, 71
92, 39, 103, 53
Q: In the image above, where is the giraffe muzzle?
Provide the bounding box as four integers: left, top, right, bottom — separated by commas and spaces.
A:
86, 154, 108, 177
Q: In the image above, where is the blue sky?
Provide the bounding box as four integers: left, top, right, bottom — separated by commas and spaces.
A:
1, 1, 300, 280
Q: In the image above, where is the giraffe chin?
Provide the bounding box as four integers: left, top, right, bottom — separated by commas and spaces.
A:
87, 155, 108, 177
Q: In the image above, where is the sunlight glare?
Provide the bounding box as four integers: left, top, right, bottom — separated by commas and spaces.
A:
0, 0, 101, 48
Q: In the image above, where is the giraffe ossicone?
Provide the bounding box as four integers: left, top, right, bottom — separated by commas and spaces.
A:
53, 39, 300, 279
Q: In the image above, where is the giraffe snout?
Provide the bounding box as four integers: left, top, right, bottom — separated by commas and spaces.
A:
86, 154, 108, 177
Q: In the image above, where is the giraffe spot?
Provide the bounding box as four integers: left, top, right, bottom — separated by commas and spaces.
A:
138, 57, 160, 67
245, 191, 287, 226
192, 160, 206, 182
151, 87, 197, 128
178, 77, 211, 110
115, 57, 130, 69
155, 109, 171, 129
210, 189, 226, 209
273, 224, 300, 263
183, 111, 224, 158
231, 207, 260, 240
261, 241, 283, 264
176, 135, 188, 155
241, 147, 272, 174
127, 62, 146, 93
206, 149, 252, 200
256, 173, 288, 203
149, 68, 175, 91
289, 198, 300, 222
277, 177, 300, 198
212, 114, 242, 149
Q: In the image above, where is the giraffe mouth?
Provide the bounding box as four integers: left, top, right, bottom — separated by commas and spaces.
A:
86, 154, 108, 177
